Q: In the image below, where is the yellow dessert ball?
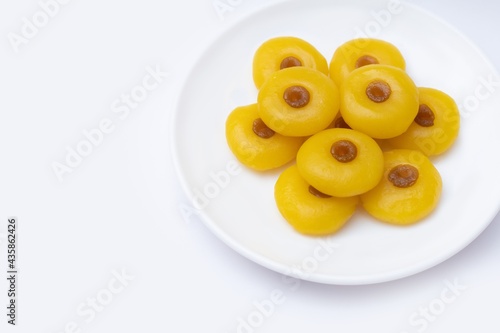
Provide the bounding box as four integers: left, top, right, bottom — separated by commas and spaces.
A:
361, 149, 442, 225
329, 38, 406, 87
340, 64, 419, 139
296, 128, 384, 197
387, 87, 460, 156
258, 66, 340, 137
225, 104, 306, 171
275, 165, 359, 236
253, 36, 329, 89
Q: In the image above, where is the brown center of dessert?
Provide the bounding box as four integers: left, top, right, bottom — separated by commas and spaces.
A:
308, 185, 332, 198
331, 140, 357, 163
355, 55, 379, 68
252, 118, 275, 139
415, 104, 435, 127
284, 86, 310, 108
388, 164, 419, 188
366, 80, 392, 103
280, 56, 302, 70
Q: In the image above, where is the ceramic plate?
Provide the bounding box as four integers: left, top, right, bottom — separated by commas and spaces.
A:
171, 0, 500, 284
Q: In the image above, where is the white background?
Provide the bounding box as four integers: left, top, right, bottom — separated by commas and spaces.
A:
1, 0, 499, 332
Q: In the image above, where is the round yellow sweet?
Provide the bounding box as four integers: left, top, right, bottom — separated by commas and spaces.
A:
329, 38, 406, 87
275, 165, 359, 236
258, 66, 339, 137
340, 64, 419, 139
387, 87, 460, 156
361, 149, 442, 225
296, 128, 384, 197
225, 104, 305, 171
253, 36, 329, 89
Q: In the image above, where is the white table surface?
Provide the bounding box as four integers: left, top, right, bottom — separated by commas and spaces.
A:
1, 0, 499, 332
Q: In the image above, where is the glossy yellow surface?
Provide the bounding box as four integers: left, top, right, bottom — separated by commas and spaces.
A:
296, 128, 384, 197
258, 67, 340, 137
329, 38, 406, 87
275, 165, 359, 236
387, 87, 460, 156
253, 36, 329, 89
361, 149, 442, 225
340, 64, 419, 139
225, 104, 305, 171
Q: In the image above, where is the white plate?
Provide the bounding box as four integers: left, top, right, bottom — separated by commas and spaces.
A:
171, 0, 500, 285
